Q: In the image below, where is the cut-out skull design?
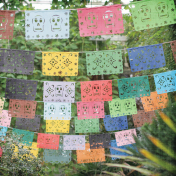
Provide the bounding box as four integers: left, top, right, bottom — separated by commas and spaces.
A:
14, 102, 21, 113
92, 103, 99, 114
92, 84, 101, 96
32, 15, 45, 32
156, 2, 168, 19
82, 104, 89, 115
50, 15, 62, 32
59, 105, 67, 116
131, 81, 138, 93
139, 5, 151, 22
0, 15, 8, 32
45, 137, 50, 144
125, 100, 132, 111
103, 10, 115, 28
114, 101, 121, 112
147, 97, 154, 106
55, 85, 63, 97
24, 103, 31, 114
86, 12, 98, 29
48, 104, 56, 115
167, 75, 175, 87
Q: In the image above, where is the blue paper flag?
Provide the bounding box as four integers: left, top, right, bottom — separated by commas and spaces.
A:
0, 126, 7, 141
103, 115, 128, 131
154, 70, 176, 94
25, 10, 70, 40
43, 144, 71, 164
110, 140, 136, 160
127, 44, 165, 72
44, 102, 71, 120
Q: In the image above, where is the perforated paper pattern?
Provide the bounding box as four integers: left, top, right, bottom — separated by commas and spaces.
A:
127, 44, 165, 72
86, 50, 123, 75
77, 143, 105, 164
115, 129, 137, 146
81, 80, 112, 102
8, 99, 37, 119
170, 40, 176, 62
5, 78, 38, 100
37, 133, 60, 150
141, 91, 168, 112
0, 10, 15, 40
0, 98, 5, 114
0, 110, 11, 127
44, 102, 71, 120
89, 134, 111, 149
110, 140, 135, 160
0, 126, 7, 141
77, 101, 104, 120
109, 98, 137, 117
46, 120, 70, 133
118, 76, 150, 99
15, 115, 41, 132
42, 52, 78, 76
75, 117, 99, 133
103, 115, 128, 131
129, 0, 176, 31
12, 128, 34, 146
0, 49, 35, 75
77, 5, 124, 37
43, 81, 75, 103
153, 70, 176, 94
44, 144, 71, 164
63, 135, 85, 150
25, 10, 69, 40
132, 110, 156, 128
0, 147, 2, 157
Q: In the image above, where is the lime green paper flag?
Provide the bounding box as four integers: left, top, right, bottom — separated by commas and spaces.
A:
129, 0, 176, 31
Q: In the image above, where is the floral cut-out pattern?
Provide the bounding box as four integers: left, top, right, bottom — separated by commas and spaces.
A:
81, 80, 112, 102
42, 52, 78, 76
77, 5, 124, 37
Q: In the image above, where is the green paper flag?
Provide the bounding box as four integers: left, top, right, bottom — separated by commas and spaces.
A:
86, 50, 123, 75
109, 98, 137, 117
129, 0, 176, 31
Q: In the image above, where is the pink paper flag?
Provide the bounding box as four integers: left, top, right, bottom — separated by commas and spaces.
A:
77, 101, 104, 120
115, 129, 137, 146
77, 5, 124, 37
0, 110, 11, 127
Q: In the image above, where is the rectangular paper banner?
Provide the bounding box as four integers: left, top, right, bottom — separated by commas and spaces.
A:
44, 144, 71, 164
154, 70, 176, 94
127, 44, 165, 72
42, 52, 78, 76
25, 10, 70, 39
141, 91, 168, 112
115, 129, 137, 146
81, 80, 112, 102
77, 101, 104, 120
0, 126, 7, 141
86, 50, 123, 75
77, 5, 124, 37
43, 81, 75, 103
129, 0, 176, 31
109, 98, 137, 117
15, 115, 41, 132
46, 120, 70, 133
0, 49, 35, 75
37, 133, 60, 150
0, 110, 11, 127
63, 135, 85, 150
8, 99, 37, 119
0, 10, 15, 39
75, 117, 99, 133
118, 76, 150, 99
44, 102, 71, 120
76, 143, 105, 164
5, 78, 38, 101
132, 110, 156, 128
103, 115, 128, 131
